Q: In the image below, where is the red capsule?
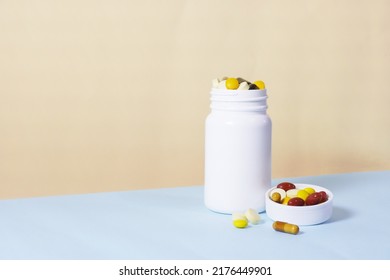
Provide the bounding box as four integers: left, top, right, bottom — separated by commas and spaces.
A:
305, 192, 322, 205
277, 182, 296, 192
306, 191, 328, 206
319, 191, 328, 203
288, 197, 305, 206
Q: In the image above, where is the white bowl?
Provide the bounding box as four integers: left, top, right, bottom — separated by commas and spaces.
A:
265, 184, 333, 226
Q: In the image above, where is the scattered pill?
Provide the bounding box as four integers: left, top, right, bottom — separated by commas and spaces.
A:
233, 219, 248, 228
273, 221, 299, 235
277, 182, 296, 192
225, 78, 239, 90
245, 208, 261, 224
248, 83, 259, 90
232, 212, 248, 228
253, 80, 266, 90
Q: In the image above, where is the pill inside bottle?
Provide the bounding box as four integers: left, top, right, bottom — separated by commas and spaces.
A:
272, 221, 299, 235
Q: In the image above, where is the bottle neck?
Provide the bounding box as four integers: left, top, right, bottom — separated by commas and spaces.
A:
210, 88, 268, 113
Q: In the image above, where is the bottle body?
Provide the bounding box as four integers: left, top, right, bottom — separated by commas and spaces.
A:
204, 89, 272, 214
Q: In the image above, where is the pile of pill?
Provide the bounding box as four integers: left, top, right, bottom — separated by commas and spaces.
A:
269, 182, 328, 206
232, 208, 261, 228
212, 77, 266, 90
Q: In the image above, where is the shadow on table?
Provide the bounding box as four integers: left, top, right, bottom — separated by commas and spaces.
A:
326, 206, 354, 223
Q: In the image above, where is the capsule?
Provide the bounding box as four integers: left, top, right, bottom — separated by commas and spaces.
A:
269, 188, 286, 202
272, 221, 299, 235
271, 192, 281, 203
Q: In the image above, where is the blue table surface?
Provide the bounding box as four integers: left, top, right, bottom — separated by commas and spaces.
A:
0, 171, 389, 260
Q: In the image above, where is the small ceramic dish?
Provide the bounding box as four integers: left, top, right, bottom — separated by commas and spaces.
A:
265, 184, 333, 226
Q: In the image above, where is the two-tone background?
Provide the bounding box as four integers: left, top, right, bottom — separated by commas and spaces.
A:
1, 0, 389, 199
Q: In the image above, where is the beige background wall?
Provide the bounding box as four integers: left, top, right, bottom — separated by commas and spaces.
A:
1, 0, 389, 199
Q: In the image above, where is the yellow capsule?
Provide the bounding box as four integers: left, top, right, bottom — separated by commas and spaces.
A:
271, 192, 281, 203
282, 197, 291, 205
272, 221, 299, 235
232, 212, 248, 228
225, 78, 239, 90
270, 188, 286, 202
297, 189, 310, 201
253, 80, 266, 90
304, 187, 316, 195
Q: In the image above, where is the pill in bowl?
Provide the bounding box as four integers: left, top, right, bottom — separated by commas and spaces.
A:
265, 183, 333, 226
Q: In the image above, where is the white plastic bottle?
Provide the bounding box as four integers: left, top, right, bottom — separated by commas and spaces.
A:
204, 87, 272, 214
